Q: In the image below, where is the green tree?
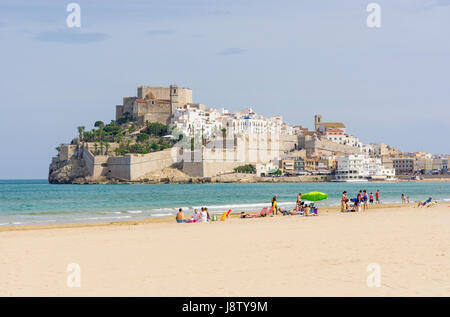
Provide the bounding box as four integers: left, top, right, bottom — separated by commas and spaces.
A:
151, 141, 159, 151
221, 127, 227, 149
234, 164, 256, 174
160, 142, 169, 150
77, 126, 85, 141
94, 121, 105, 128
145, 122, 168, 136
136, 133, 150, 143
271, 169, 282, 176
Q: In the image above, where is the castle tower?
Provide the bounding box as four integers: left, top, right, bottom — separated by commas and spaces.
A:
169, 85, 179, 115
314, 114, 322, 132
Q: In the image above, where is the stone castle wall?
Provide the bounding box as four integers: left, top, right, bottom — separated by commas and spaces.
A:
305, 135, 361, 155
134, 101, 172, 125
181, 134, 298, 177
81, 147, 175, 180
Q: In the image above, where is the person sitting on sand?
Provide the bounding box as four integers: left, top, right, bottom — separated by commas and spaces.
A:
304, 204, 311, 216
279, 207, 294, 216
199, 208, 208, 222
418, 197, 433, 207
176, 208, 184, 223
192, 209, 200, 222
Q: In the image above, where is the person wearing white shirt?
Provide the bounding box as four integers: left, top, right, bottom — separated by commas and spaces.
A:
192, 209, 200, 222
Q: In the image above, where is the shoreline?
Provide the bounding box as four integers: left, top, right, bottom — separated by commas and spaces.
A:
0, 203, 413, 232
55, 176, 450, 185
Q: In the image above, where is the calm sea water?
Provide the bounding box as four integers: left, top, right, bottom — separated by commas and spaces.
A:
0, 180, 449, 226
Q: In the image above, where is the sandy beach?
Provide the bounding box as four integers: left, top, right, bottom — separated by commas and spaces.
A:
1, 204, 449, 297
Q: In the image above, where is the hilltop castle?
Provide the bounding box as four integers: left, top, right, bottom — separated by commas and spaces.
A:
116, 85, 193, 125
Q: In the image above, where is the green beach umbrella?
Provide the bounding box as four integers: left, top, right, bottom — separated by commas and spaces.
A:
301, 192, 328, 202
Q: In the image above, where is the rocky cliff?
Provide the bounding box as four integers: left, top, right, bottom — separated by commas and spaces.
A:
48, 147, 90, 184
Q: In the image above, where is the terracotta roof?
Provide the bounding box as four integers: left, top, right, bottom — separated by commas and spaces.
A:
322, 122, 346, 128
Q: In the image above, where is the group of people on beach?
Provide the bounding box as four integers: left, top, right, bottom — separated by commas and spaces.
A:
176, 207, 211, 223
401, 193, 410, 204
176, 192, 321, 223
269, 193, 318, 217
340, 189, 380, 212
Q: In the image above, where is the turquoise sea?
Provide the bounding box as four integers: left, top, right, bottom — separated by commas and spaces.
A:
0, 180, 449, 226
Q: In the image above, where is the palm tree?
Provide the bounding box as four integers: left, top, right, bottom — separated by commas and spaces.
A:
93, 143, 98, 155
221, 127, 227, 150
99, 141, 104, 155
105, 142, 110, 156
77, 126, 85, 141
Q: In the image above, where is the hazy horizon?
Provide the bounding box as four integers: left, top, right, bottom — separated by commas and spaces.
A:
1, 0, 449, 179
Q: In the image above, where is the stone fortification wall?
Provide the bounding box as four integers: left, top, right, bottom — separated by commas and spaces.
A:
134, 101, 172, 125
82, 147, 175, 181
305, 135, 361, 155
182, 133, 298, 177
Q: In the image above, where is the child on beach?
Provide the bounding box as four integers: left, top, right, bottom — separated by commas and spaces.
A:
369, 193, 374, 204
341, 191, 349, 212
304, 204, 311, 216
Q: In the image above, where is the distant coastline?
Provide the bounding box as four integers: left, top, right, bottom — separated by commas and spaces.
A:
58, 174, 450, 185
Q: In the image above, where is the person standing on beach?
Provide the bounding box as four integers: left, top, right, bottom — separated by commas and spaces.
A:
271, 195, 278, 216
369, 192, 374, 204
376, 190, 380, 204
296, 193, 302, 211
341, 191, 348, 212
401, 194, 405, 204
363, 190, 368, 211
357, 191, 362, 212
205, 207, 211, 221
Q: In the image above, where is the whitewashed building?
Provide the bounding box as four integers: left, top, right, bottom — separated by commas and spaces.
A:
172, 106, 293, 139
335, 154, 396, 182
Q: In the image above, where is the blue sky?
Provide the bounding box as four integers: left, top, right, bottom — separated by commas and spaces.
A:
0, 0, 449, 179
